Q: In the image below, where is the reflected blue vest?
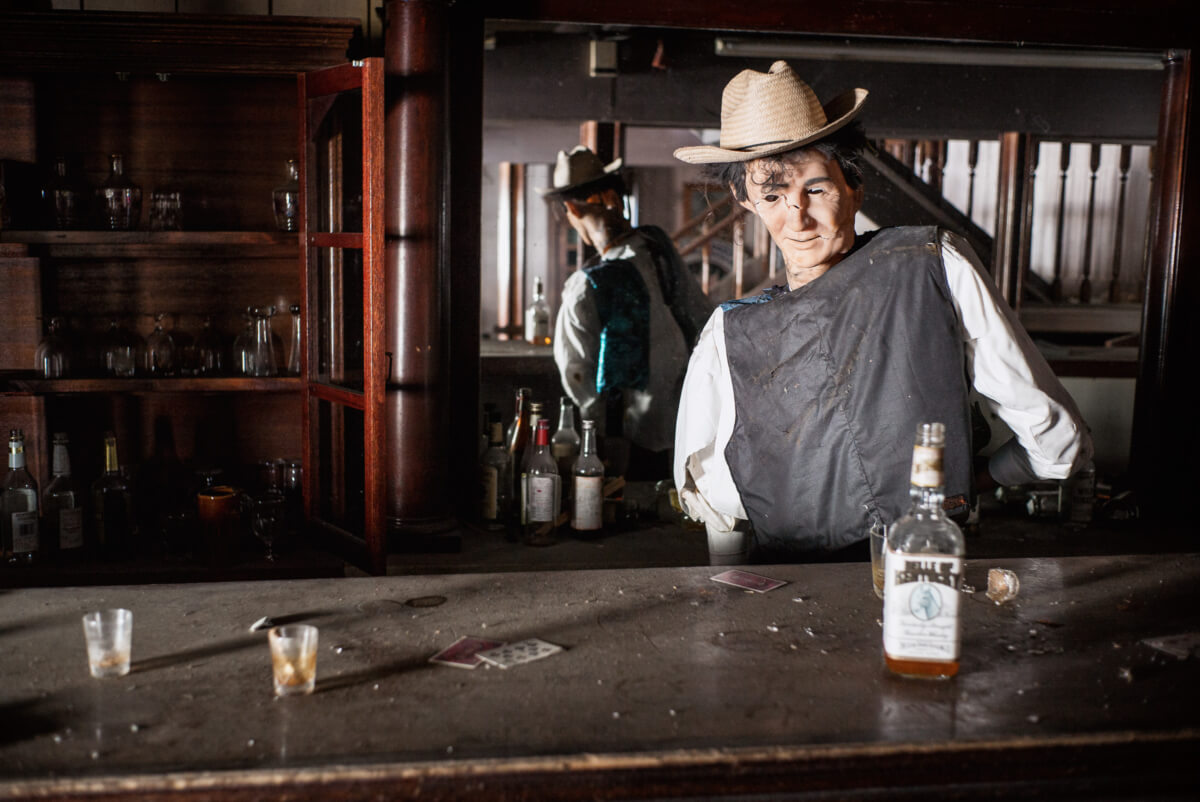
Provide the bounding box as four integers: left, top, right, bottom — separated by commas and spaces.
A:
721, 227, 973, 555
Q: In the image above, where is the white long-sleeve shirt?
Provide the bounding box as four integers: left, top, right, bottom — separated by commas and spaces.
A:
673, 229, 1093, 536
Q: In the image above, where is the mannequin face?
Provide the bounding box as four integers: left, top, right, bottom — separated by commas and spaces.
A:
738, 149, 863, 289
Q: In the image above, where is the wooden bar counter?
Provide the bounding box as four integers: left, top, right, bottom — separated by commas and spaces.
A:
1, 551, 1197, 800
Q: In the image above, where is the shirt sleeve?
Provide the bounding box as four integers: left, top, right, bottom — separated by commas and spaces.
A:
940, 230, 1094, 485
673, 306, 747, 534
553, 271, 604, 423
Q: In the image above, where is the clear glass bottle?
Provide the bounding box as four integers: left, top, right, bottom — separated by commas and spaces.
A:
524, 276, 552, 346
273, 159, 300, 232
2, 429, 40, 564
143, 312, 176, 376
247, 306, 279, 377
34, 316, 71, 378
883, 422, 965, 680
91, 431, 137, 557
551, 396, 581, 478
504, 386, 531, 456
287, 303, 302, 376
231, 309, 254, 376
479, 421, 512, 532
43, 432, 83, 559
523, 419, 560, 546
96, 153, 142, 231
44, 156, 86, 230
571, 419, 605, 535
101, 319, 141, 378
519, 401, 543, 524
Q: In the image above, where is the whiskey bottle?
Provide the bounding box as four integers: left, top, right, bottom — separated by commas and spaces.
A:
571, 419, 604, 535
883, 422, 965, 679
524, 276, 552, 346
2, 429, 40, 564
522, 419, 560, 546
479, 421, 512, 531
91, 432, 137, 557
518, 401, 544, 525
42, 432, 84, 560
551, 396, 581, 479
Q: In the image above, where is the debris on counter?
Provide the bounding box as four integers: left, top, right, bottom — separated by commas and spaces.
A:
1142, 632, 1200, 660
986, 568, 1020, 604
248, 616, 273, 632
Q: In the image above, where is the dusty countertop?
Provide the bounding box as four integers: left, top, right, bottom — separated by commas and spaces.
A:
1, 554, 1197, 800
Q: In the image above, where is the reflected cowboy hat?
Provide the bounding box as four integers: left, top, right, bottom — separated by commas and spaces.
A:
673, 60, 868, 164
537, 145, 624, 197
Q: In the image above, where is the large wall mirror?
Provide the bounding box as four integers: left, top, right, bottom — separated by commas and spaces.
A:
445, 15, 1169, 573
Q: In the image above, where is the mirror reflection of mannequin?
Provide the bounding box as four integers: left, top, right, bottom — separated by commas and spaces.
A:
541, 147, 714, 481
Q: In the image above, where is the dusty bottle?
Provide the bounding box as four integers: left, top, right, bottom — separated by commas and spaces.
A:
2, 429, 40, 564
524, 276, 551, 345
883, 422, 965, 679
91, 432, 137, 557
518, 401, 544, 524
96, 153, 141, 230
43, 432, 84, 559
522, 419, 560, 546
571, 419, 604, 535
551, 396, 581, 478
479, 421, 512, 531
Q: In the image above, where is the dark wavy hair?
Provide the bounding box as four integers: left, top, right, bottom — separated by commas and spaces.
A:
706, 121, 872, 202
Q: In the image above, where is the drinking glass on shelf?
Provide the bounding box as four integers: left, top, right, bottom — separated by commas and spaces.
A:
96, 153, 142, 231
44, 156, 88, 230
101, 319, 141, 378
193, 316, 225, 376
144, 313, 176, 376
149, 188, 183, 231
232, 309, 253, 376
273, 159, 300, 232
34, 316, 71, 378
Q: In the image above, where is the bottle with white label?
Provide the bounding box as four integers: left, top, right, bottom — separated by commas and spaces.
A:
522, 419, 560, 546
571, 419, 604, 535
43, 432, 84, 560
883, 422, 965, 679
2, 429, 40, 564
524, 276, 552, 346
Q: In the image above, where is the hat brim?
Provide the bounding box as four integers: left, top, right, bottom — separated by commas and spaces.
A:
537, 157, 624, 197
673, 88, 867, 165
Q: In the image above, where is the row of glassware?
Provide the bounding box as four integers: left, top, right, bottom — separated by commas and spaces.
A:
34, 305, 302, 379
41, 153, 299, 232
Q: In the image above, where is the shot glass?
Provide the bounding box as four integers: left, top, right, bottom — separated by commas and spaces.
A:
82, 609, 133, 678
268, 624, 318, 696
869, 524, 887, 600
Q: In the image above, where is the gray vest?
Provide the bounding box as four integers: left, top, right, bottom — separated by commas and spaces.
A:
722, 226, 973, 555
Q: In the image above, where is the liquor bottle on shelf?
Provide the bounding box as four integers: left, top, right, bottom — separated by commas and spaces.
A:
551, 396, 581, 479
504, 387, 531, 455
2, 429, 40, 565
43, 155, 87, 230
286, 304, 302, 376
519, 401, 544, 524
882, 422, 965, 680
101, 319, 141, 378
273, 159, 300, 232
143, 312, 176, 376
34, 316, 71, 378
42, 432, 83, 561
91, 431, 138, 557
96, 153, 142, 231
479, 421, 512, 532
523, 419, 560, 546
571, 419, 604, 536
524, 276, 551, 346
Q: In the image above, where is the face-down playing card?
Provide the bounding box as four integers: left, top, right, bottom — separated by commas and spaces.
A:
710, 569, 788, 593
429, 636, 506, 669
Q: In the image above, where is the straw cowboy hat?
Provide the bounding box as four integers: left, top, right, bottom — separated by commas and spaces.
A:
538, 145, 623, 197
674, 61, 868, 164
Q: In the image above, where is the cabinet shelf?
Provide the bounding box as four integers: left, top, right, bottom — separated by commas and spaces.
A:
3, 376, 301, 394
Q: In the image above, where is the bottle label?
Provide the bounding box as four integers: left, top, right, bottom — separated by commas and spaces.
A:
910, 445, 944, 488
552, 442, 575, 459
11, 511, 39, 553
572, 476, 603, 530
59, 507, 84, 550
527, 475, 558, 522
882, 548, 962, 661
480, 466, 499, 520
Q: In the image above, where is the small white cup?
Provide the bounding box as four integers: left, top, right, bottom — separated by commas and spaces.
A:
82, 609, 133, 678
707, 526, 751, 566
268, 625, 318, 696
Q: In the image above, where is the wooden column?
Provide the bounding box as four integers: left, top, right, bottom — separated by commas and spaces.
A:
580, 120, 624, 166
993, 132, 1036, 307
383, 0, 455, 539
1133, 49, 1198, 520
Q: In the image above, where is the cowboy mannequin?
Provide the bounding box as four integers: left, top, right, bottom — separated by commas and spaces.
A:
672, 61, 1093, 563
541, 146, 713, 480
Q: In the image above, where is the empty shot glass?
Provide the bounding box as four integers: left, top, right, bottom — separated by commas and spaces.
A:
82, 609, 133, 678
268, 624, 318, 696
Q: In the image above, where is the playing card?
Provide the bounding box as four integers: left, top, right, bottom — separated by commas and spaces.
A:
475, 638, 563, 669
710, 569, 788, 593
429, 636, 505, 669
